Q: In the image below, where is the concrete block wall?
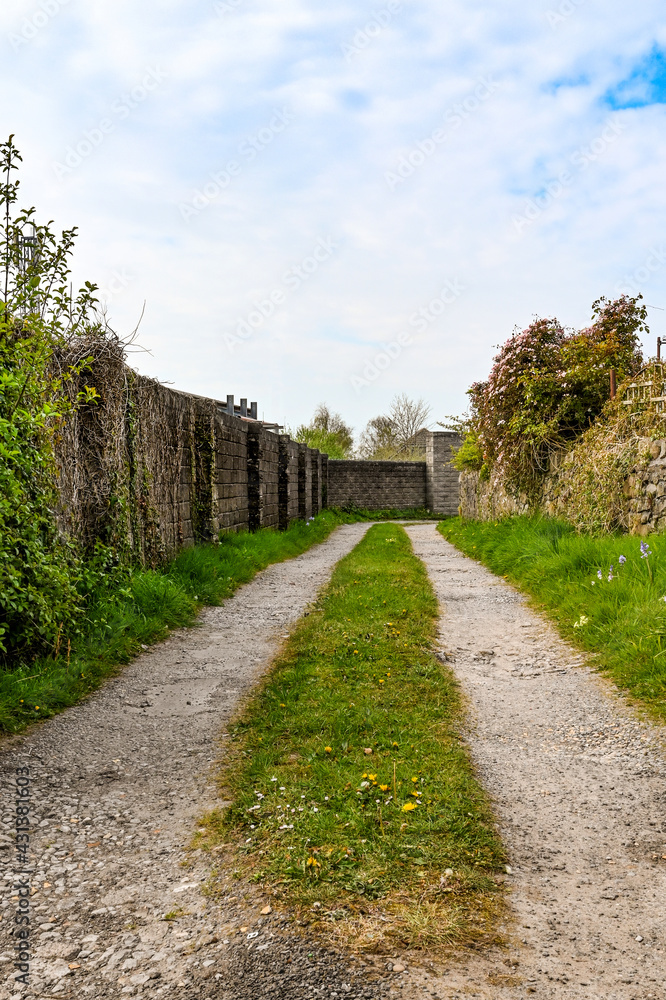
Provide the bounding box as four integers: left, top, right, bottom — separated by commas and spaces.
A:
425, 432, 462, 515
311, 450, 321, 516
247, 423, 280, 531
328, 460, 427, 509
280, 437, 301, 527
55, 360, 327, 564
56, 350, 464, 567
327, 432, 461, 514
321, 454, 329, 508
211, 406, 250, 535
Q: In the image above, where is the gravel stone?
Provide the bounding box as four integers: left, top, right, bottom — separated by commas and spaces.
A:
403, 524, 666, 1000
0, 524, 391, 1000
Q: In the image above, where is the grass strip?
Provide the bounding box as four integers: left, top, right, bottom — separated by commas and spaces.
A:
0, 510, 348, 735
438, 515, 666, 720
201, 523, 506, 952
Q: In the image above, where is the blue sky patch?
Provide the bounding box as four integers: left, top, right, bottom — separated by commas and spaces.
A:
604, 47, 666, 108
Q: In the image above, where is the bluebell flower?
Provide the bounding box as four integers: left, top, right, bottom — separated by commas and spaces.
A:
618, 555, 626, 565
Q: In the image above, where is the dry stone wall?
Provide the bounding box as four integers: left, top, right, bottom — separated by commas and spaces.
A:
459, 435, 666, 536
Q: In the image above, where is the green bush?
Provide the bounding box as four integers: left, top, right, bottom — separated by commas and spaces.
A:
465, 296, 647, 501
0, 136, 103, 663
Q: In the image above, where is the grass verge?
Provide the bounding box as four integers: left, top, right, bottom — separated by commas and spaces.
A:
438, 515, 666, 720
200, 523, 506, 953
0, 511, 348, 735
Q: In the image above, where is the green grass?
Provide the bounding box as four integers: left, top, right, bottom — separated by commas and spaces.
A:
201, 523, 505, 952
439, 515, 666, 720
0, 510, 349, 735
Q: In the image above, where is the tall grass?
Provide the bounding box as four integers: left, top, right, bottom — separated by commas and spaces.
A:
0, 511, 348, 735
439, 516, 666, 719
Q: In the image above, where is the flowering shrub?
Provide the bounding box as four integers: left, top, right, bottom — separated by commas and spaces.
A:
464, 296, 647, 501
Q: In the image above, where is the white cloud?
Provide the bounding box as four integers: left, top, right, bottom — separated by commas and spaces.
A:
1, 0, 665, 438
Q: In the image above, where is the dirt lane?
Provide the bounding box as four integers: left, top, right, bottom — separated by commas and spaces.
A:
403, 523, 666, 1000
0, 523, 392, 1000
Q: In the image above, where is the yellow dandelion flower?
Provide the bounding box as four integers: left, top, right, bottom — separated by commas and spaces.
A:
392, 742, 399, 747
325, 746, 332, 753
368, 774, 377, 781
379, 679, 384, 684
402, 802, 417, 812
411, 777, 418, 783
379, 784, 389, 792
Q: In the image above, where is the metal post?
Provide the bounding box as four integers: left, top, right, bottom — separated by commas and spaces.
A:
226, 394, 234, 415
240, 398, 248, 417
250, 402, 258, 420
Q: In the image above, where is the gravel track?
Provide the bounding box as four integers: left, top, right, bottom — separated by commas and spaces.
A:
3, 519, 666, 1000
0, 523, 393, 1000
403, 523, 666, 1000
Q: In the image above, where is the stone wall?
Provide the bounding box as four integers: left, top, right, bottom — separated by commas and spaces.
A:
610, 438, 666, 536
459, 436, 666, 537
458, 470, 525, 522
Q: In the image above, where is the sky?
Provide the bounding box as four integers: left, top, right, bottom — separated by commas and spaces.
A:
2, 0, 666, 440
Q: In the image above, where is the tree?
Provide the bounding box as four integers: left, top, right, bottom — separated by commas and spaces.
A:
358, 394, 432, 460
0, 135, 105, 663
292, 403, 354, 459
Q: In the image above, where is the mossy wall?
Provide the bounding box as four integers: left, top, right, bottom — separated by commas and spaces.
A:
459, 407, 666, 536
53, 351, 326, 564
